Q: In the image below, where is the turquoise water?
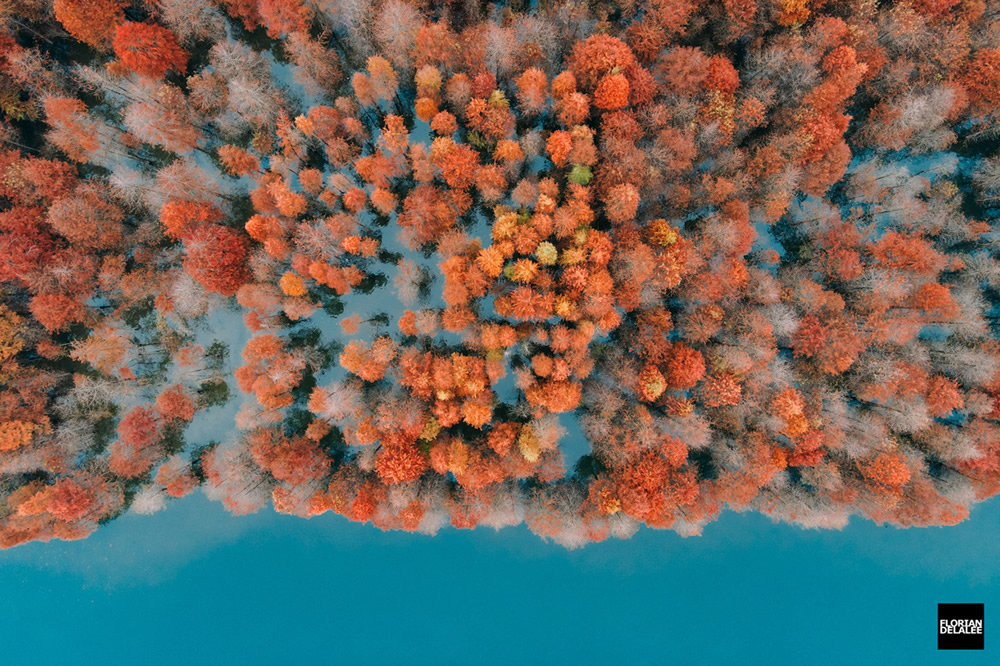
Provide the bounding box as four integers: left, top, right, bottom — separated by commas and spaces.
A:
1, 494, 997, 664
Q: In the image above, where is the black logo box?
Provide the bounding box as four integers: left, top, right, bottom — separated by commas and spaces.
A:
938, 603, 985, 651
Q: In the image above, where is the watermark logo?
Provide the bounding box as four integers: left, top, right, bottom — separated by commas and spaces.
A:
938, 603, 984, 650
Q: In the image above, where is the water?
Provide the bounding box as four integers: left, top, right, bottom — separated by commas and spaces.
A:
1, 492, 997, 664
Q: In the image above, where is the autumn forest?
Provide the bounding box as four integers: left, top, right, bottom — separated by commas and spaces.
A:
0, 0, 999, 549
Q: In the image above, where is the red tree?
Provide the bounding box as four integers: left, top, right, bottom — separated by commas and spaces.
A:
53, 0, 126, 48
112, 22, 188, 79
182, 225, 251, 296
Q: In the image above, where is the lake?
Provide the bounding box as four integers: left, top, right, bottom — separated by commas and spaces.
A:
1, 493, 997, 664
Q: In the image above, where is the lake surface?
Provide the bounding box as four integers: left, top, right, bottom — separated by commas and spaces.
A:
1, 493, 997, 664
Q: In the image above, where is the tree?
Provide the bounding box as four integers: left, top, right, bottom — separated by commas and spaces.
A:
0, 153, 77, 206
156, 0, 227, 44
664, 343, 705, 389
45, 479, 97, 522
70, 326, 131, 376
46, 184, 123, 249
160, 200, 224, 240
218, 145, 261, 177
376, 440, 429, 484
0, 206, 54, 284
182, 225, 251, 296
248, 427, 330, 486
515, 67, 547, 114
857, 452, 911, 490
286, 32, 342, 96
367, 56, 399, 103
109, 406, 164, 478
53, 0, 127, 48
28, 293, 85, 333
257, 0, 310, 38
155, 456, 199, 497
637, 364, 666, 402
236, 334, 306, 413
604, 183, 640, 223
546, 130, 572, 167
963, 49, 1000, 114
112, 22, 188, 79
568, 34, 638, 92
123, 85, 203, 154
156, 385, 196, 422
41, 96, 101, 163
702, 372, 743, 408
340, 337, 397, 382
594, 73, 630, 110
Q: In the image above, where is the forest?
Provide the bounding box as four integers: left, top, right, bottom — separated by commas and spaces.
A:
0, 0, 999, 548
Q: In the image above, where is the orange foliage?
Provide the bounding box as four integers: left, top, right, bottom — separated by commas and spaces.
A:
54, 0, 126, 47
112, 22, 188, 79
